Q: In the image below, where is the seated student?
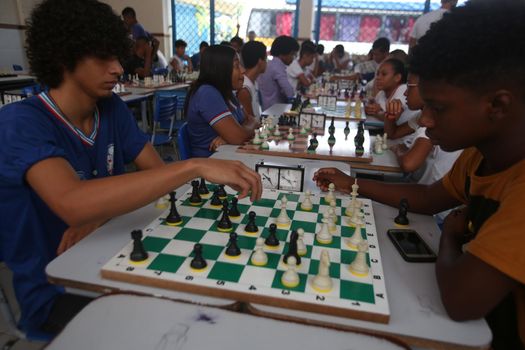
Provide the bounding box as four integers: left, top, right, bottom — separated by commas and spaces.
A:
257, 35, 299, 111
238, 41, 267, 120
121, 7, 161, 70
123, 36, 152, 78
329, 44, 351, 71
306, 43, 326, 77
186, 45, 259, 157
314, 1, 525, 348
230, 36, 244, 54
364, 58, 417, 125
0, 0, 261, 336
191, 41, 209, 71
170, 39, 193, 72
286, 41, 316, 92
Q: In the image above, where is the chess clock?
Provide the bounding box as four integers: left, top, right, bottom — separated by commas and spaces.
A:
255, 162, 305, 192
299, 112, 326, 130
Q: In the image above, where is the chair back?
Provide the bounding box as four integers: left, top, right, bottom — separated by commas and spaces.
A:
177, 122, 191, 160
151, 91, 178, 145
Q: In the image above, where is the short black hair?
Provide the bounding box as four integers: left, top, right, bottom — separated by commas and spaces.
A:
26, 0, 131, 88
372, 37, 390, 53
382, 58, 407, 84
121, 6, 135, 18
270, 36, 299, 57
241, 41, 267, 69
300, 41, 316, 58
220, 41, 232, 47
199, 41, 209, 50
185, 45, 237, 114
316, 44, 325, 55
230, 36, 244, 46
410, 0, 525, 97
334, 44, 345, 55
175, 39, 187, 48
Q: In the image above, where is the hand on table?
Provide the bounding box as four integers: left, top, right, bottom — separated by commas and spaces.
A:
209, 136, 227, 152
313, 167, 353, 193
57, 221, 102, 255
365, 101, 382, 116
385, 99, 404, 121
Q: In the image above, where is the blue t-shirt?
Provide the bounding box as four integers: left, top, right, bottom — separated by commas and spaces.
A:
186, 84, 244, 157
0, 92, 148, 333
131, 23, 152, 41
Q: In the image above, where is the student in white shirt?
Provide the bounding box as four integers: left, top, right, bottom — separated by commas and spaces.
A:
169, 39, 193, 72
329, 44, 351, 71
238, 41, 267, 120
286, 41, 316, 91
409, 0, 458, 50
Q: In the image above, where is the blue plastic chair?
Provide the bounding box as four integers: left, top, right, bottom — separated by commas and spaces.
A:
148, 91, 178, 148
176, 122, 192, 160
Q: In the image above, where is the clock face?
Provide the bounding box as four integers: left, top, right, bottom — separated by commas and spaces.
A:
298, 114, 309, 127
258, 166, 279, 190
278, 169, 303, 192
312, 114, 325, 129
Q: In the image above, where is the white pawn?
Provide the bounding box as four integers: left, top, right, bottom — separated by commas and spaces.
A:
347, 222, 364, 249
281, 256, 300, 288
351, 178, 359, 197
316, 213, 332, 244
374, 135, 383, 154
327, 208, 337, 233
349, 200, 364, 226
154, 194, 170, 209
287, 127, 295, 140
260, 135, 269, 150
251, 238, 268, 266
299, 125, 307, 135
329, 200, 337, 225
325, 183, 336, 204
252, 130, 262, 145
349, 241, 369, 277
382, 133, 388, 150
273, 126, 281, 137
311, 250, 333, 292
276, 196, 291, 227
300, 191, 313, 211
297, 228, 307, 256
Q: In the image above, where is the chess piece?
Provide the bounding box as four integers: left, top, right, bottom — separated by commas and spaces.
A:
276, 196, 291, 228
165, 191, 182, 226
265, 223, 280, 247
198, 178, 210, 197
347, 222, 364, 249
311, 133, 319, 147
382, 133, 388, 150
283, 230, 301, 265
244, 211, 259, 233
281, 256, 300, 288
325, 183, 336, 204
349, 241, 369, 277
250, 237, 268, 266
297, 228, 307, 256
327, 207, 337, 233
154, 194, 169, 209
395, 198, 410, 226
344, 121, 350, 139
260, 135, 269, 150
329, 200, 337, 225
299, 125, 307, 135
327, 132, 336, 147
189, 180, 203, 205
354, 99, 362, 118
311, 250, 332, 292
130, 230, 148, 262
217, 184, 228, 199
225, 232, 241, 257
328, 117, 335, 134
252, 130, 262, 145
217, 199, 233, 232
190, 243, 207, 270
287, 128, 295, 141
316, 214, 332, 245
374, 135, 384, 155
300, 191, 313, 211
229, 197, 241, 218
307, 138, 316, 154
210, 188, 222, 207
273, 127, 281, 137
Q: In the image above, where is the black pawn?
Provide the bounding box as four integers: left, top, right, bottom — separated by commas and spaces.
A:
307, 139, 316, 153
394, 198, 410, 225
190, 243, 207, 270
166, 191, 182, 225
225, 232, 241, 257
217, 199, 233, 231
244, 211, 258, 233
344, 121, 350, 138
189, 180, 202, 205
312, 133, 319, 147
198, 178, 209, 195
210, 188, 222, 206
217, 184, 228, 199
328, 117, 335, 134
283, 230, 301, 265
130, 230, 148, 262
229, 197, 241, 217
265, 223, 280, 247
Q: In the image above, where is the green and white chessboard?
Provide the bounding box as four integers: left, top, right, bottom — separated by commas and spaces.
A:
101, 184, 390, 323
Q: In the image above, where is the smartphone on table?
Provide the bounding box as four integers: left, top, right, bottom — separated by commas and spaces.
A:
387, 229, 437, 262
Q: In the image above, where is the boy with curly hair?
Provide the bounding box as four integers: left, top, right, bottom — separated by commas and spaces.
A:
0, 0, 261, 335
314, 1, 525, 348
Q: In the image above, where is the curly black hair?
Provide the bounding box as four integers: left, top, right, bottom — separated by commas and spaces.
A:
410, 0, 525, 96
26, 0, 132, 88
270, 36, 299, 57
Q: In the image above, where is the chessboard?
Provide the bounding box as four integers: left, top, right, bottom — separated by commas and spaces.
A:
101, 182, 390, 324
237, 120, 373, 163
303, 100, 365, 122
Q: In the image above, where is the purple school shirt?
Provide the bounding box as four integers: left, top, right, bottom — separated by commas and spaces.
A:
257, 57, 295, 111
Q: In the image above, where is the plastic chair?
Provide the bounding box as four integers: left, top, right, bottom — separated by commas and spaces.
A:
148, 91, 178, 158
176, 122, 191, 160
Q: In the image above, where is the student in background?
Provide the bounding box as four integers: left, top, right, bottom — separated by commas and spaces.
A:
257, 35, 299, 111
0, 0, 261, 336
191, 41, 209, 71
238, 41, 267, 120
409, 0, 458, 50
170, 39, 193, 72
329, 44, 351, 71
185, 45, 259, 157
121, 7, 159, 64
315, 1, 525, 348
123, 36, 152, 78
230, 36, 244, 53
248, 30, 256, 42
286, 41, 316, 91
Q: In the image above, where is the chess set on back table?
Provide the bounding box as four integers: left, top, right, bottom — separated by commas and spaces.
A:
101, 179, 390, 323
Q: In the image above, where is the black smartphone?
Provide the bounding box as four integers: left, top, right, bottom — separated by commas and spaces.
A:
387, 229, 437, 262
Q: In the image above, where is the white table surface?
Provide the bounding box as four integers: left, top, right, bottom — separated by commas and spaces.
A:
46, 153, 491, 349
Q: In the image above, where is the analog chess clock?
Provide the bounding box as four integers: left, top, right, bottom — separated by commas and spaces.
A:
299, 112, 326, 130
255, 162, 305, 192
